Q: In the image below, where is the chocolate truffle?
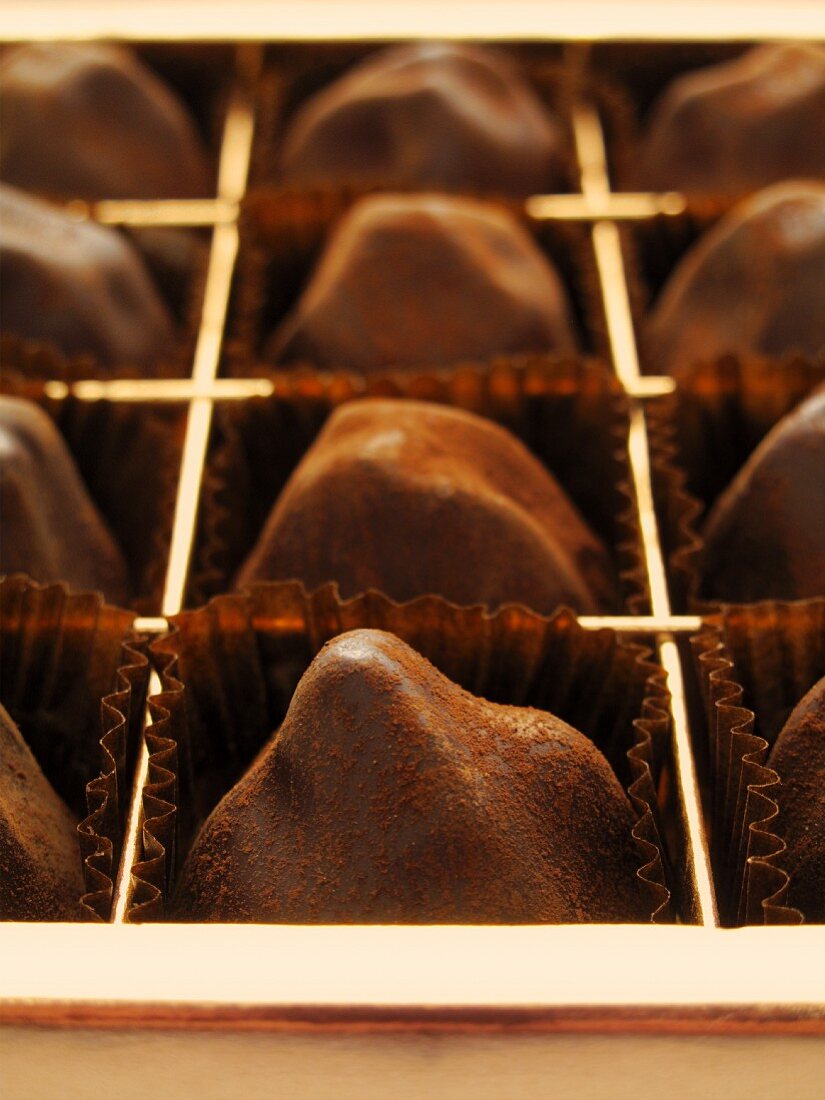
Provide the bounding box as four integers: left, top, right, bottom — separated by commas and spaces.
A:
768, 675, 825, 921
0, 42, 210, 199
279, 42, 565, 196
0, 397, 129, 605
270, 192, 578, 372
700, 389, 825, 603
638, 43, 825, 196
0, 702, 83, 920
644, 182, 825, 377
237, 399, 616, 614
171, 630, 649, 923
0, 185, 175, 370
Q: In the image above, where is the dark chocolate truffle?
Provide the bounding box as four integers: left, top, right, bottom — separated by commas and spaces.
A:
279, 41, 565, 196
700, 389, 825, 603
639, 43, 825, 196
270, 192, 577, 372
0, 397, 129, 604
237, 399, 616, 615
171, 630, 649, 923
0, 42, 210, 199
768, 675, 825, 921
0, 702, 83, 920
0, 184, 175, 370
644, 182, 825, 377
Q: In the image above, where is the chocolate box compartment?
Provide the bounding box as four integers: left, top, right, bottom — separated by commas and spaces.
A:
620, 201, 739, 360
0, 377, 188, 613
588, 41, 767, 194
620, 176, 825, 378
691, 600, 825, 926
186, 360, 649, 616
646, 356, 825, 611
223, 195, 610, 374
0, 221, 210, 383
619, 186, 825, 379
0, 576, 150, 921
618, 205, 735, 376
134, 41, 235, 193
0, 40, 232, 202
130, 583, 671, 923
248, 42, 579, 197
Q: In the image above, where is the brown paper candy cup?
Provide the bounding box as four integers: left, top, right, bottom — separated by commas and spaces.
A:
692, 599, 825, 925
0, 576, 149, 921
188, 357, 649, 618
0, 369, 187, 614
646, 355, 825, 612
128, 581, 672, 924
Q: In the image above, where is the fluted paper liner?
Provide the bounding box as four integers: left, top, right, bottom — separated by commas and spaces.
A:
646, 355, 825, 611
128, 581, 672, 923
692, 600, 825, 925
248, 46, 580, 198
188, 357, 649, 618
0, 576, 149, 921
1, 364, 187, 614
228, 180, 610, 373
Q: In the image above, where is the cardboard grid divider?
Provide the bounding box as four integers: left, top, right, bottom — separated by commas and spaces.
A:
16, 39, 825, 931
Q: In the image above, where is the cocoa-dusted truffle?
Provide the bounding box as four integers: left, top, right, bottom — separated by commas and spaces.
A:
171, 630, 649, 923
0, 397, 129, 604
279, 42, 565, 196
0, 184, 174, 370
0, 42, 210, 199
644, 182, 825, 377
638, 43, 825, 196
237, 399, 616, 614
768, 675, 825, 921
270, 192, 578, 372
0, 703, 83, 920
700, 389, 825, 603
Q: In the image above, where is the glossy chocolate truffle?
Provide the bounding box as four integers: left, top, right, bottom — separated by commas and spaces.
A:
0, 42, 210, 199
0, 703, 83, 920
0, 185, 175, 369
639, 43, 825, 196
700, 389, 825, 603
237, 399, 615, 614
644, 182, 825, 377
768, 675, 825, 921
172, 630, 649, 923
0, 397, 129, 604
270, 193, 577, 372
279, 41, 565, 196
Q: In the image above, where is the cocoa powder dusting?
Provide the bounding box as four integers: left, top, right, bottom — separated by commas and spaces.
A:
171, 630, 649, 923
0, 703, 84, 920
237, 398, 617, 614
268, 192, 577, 371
